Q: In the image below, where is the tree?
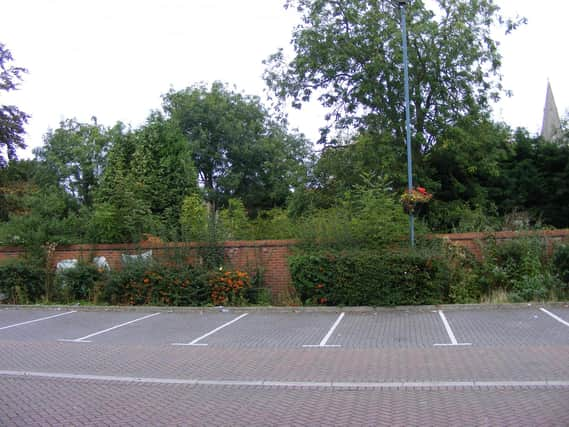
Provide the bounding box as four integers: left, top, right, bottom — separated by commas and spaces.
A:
264, 0, 524, 150
163, 82, 310, 213
488, 130, 569, 228
34, 118, 114, 207
94, 113, 198, 242
128, 112, 198, 236
0, 160, 84, 247
0, 160, 58, 222
90, 126, 153, 243
0, 43, 30, 167
424, 115, 512, 231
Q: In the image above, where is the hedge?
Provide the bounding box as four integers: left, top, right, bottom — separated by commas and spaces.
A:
0, 262, 45, 304
289, 250, 451, 306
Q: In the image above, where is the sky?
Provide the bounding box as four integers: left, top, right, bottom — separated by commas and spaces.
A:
1, 0, 568, 159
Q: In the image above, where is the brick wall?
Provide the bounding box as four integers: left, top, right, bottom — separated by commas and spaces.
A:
1, 230, 568, 299
435, 229, 569, 259
0, 240, 297, 299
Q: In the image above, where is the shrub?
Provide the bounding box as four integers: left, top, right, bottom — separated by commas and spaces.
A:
438, 239, 481, 303
552, 244, 569, 298
475, 236, 562, 302
553, 244, 569, 284
102, 259, 209, 306
55, 262, 104, 302
208, 269, 251, 306
0, 261, 45, 304
289, 249, 450, 306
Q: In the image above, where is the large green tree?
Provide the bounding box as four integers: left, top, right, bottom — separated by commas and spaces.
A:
265, 0, 524, 150
163, 82, 310, 213
34, 118, 116, 207
487, 130, 569, 228
93, 113, 198, 242
0, 160, 84, 247
0, 43, 30, 167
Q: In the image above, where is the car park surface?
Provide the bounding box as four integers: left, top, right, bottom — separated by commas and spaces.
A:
0, 304, 568, 425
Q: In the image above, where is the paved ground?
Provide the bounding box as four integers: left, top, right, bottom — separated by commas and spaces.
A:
0, 304, 568, 426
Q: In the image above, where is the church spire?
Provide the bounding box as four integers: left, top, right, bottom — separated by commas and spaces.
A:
541, 81, 562, 141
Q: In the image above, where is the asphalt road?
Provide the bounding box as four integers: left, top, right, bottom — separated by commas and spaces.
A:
0, 304, 568, 426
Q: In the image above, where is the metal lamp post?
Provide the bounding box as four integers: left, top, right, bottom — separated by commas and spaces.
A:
393, 0, 414, 247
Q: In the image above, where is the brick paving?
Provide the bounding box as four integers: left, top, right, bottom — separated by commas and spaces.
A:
0, 306, 568, 425
1, 376, 568, 426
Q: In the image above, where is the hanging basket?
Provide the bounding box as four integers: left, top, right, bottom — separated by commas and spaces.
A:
400, 187, 432, 215
402, 202, 416, 215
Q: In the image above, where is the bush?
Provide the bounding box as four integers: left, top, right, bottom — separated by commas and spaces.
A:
475, 236, 563, 302
0, 262, 45, 304
553, 244, 569, 284
289, 249, 451, 306
55, 262, 104, 302
101, 259, 209, 306
552, 244, 569, 297
208, 269, 251, 306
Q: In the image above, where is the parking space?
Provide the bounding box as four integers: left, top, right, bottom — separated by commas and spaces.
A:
444, 308, 569, 346
539, 307, 569, 328
0, 306, 567, 348
0, 308, 74, 329
326, 311, 450, 348
178, 312, 341, 348
0, 310, 158, 343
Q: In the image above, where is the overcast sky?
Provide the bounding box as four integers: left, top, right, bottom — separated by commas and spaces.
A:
1, 0, 567, 158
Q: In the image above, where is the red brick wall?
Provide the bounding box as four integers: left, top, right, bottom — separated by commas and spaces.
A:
0, 240, 297, 299
435, 229, 569, 259
1, 231, 568, 299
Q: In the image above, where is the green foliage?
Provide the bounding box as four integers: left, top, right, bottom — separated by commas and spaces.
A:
0, 160, 58, 222
180, 193, 208, 241
249, 208, 297, 240
309, 133, 407, 206
0, 43, 29, 167
102, 259, 209, 306
294, 174, 411, 249
0, 159, 86, 250
34, 118, 113, 207
93, 116, 197, 242
0, 261, 45, 304
423, 238, 482, 304
163, 82, 309, 212
0, 185, 84, 248
208, 269, 251, 306
552, 244, 569, 294
218, 198, 251, 240
55, 262, 104, 302
266, 0, 524, 147
488, 131, 569, 229
289, 249, 450, 306
426, 200, 501, 233
128, 112, 198, 239
475, 236, 565, 302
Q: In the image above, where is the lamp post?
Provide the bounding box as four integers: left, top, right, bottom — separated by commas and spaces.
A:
393, 0, 414, 247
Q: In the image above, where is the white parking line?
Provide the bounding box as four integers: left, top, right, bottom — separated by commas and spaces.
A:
172, 313, 249, 346
540, 308, 569, 328
58, 313, 160, 343
434, 310, 472, 347
303, 312, 344, 348
0, 311, 76, 331
2, 370, 568, 389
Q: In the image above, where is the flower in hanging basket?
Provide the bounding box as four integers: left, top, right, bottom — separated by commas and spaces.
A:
400, 187, 433, 214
